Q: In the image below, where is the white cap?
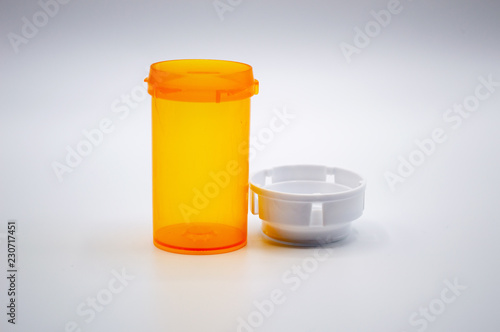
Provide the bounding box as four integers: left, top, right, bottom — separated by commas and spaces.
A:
249, 165, 366, 246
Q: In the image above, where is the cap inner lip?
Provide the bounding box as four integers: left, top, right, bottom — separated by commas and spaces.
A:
249, 165, 366, 201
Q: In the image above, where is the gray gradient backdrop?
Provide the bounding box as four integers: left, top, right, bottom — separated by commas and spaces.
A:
1, 0, 500, 331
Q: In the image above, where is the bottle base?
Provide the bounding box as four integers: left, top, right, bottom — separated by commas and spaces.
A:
153, 222, 247, 255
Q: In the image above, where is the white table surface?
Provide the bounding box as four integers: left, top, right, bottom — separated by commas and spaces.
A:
1, 0, 499, 331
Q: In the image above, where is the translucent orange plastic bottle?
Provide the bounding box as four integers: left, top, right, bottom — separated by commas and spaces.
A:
146, 59, 259, 254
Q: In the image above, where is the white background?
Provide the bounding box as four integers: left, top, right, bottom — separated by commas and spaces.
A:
1, 0, 500, 331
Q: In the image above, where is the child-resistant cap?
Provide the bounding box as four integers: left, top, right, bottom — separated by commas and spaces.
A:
145, 59, 259, 103
250, 165, 366, 246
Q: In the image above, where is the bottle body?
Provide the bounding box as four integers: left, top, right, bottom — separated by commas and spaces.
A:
152, 97, 250, 254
